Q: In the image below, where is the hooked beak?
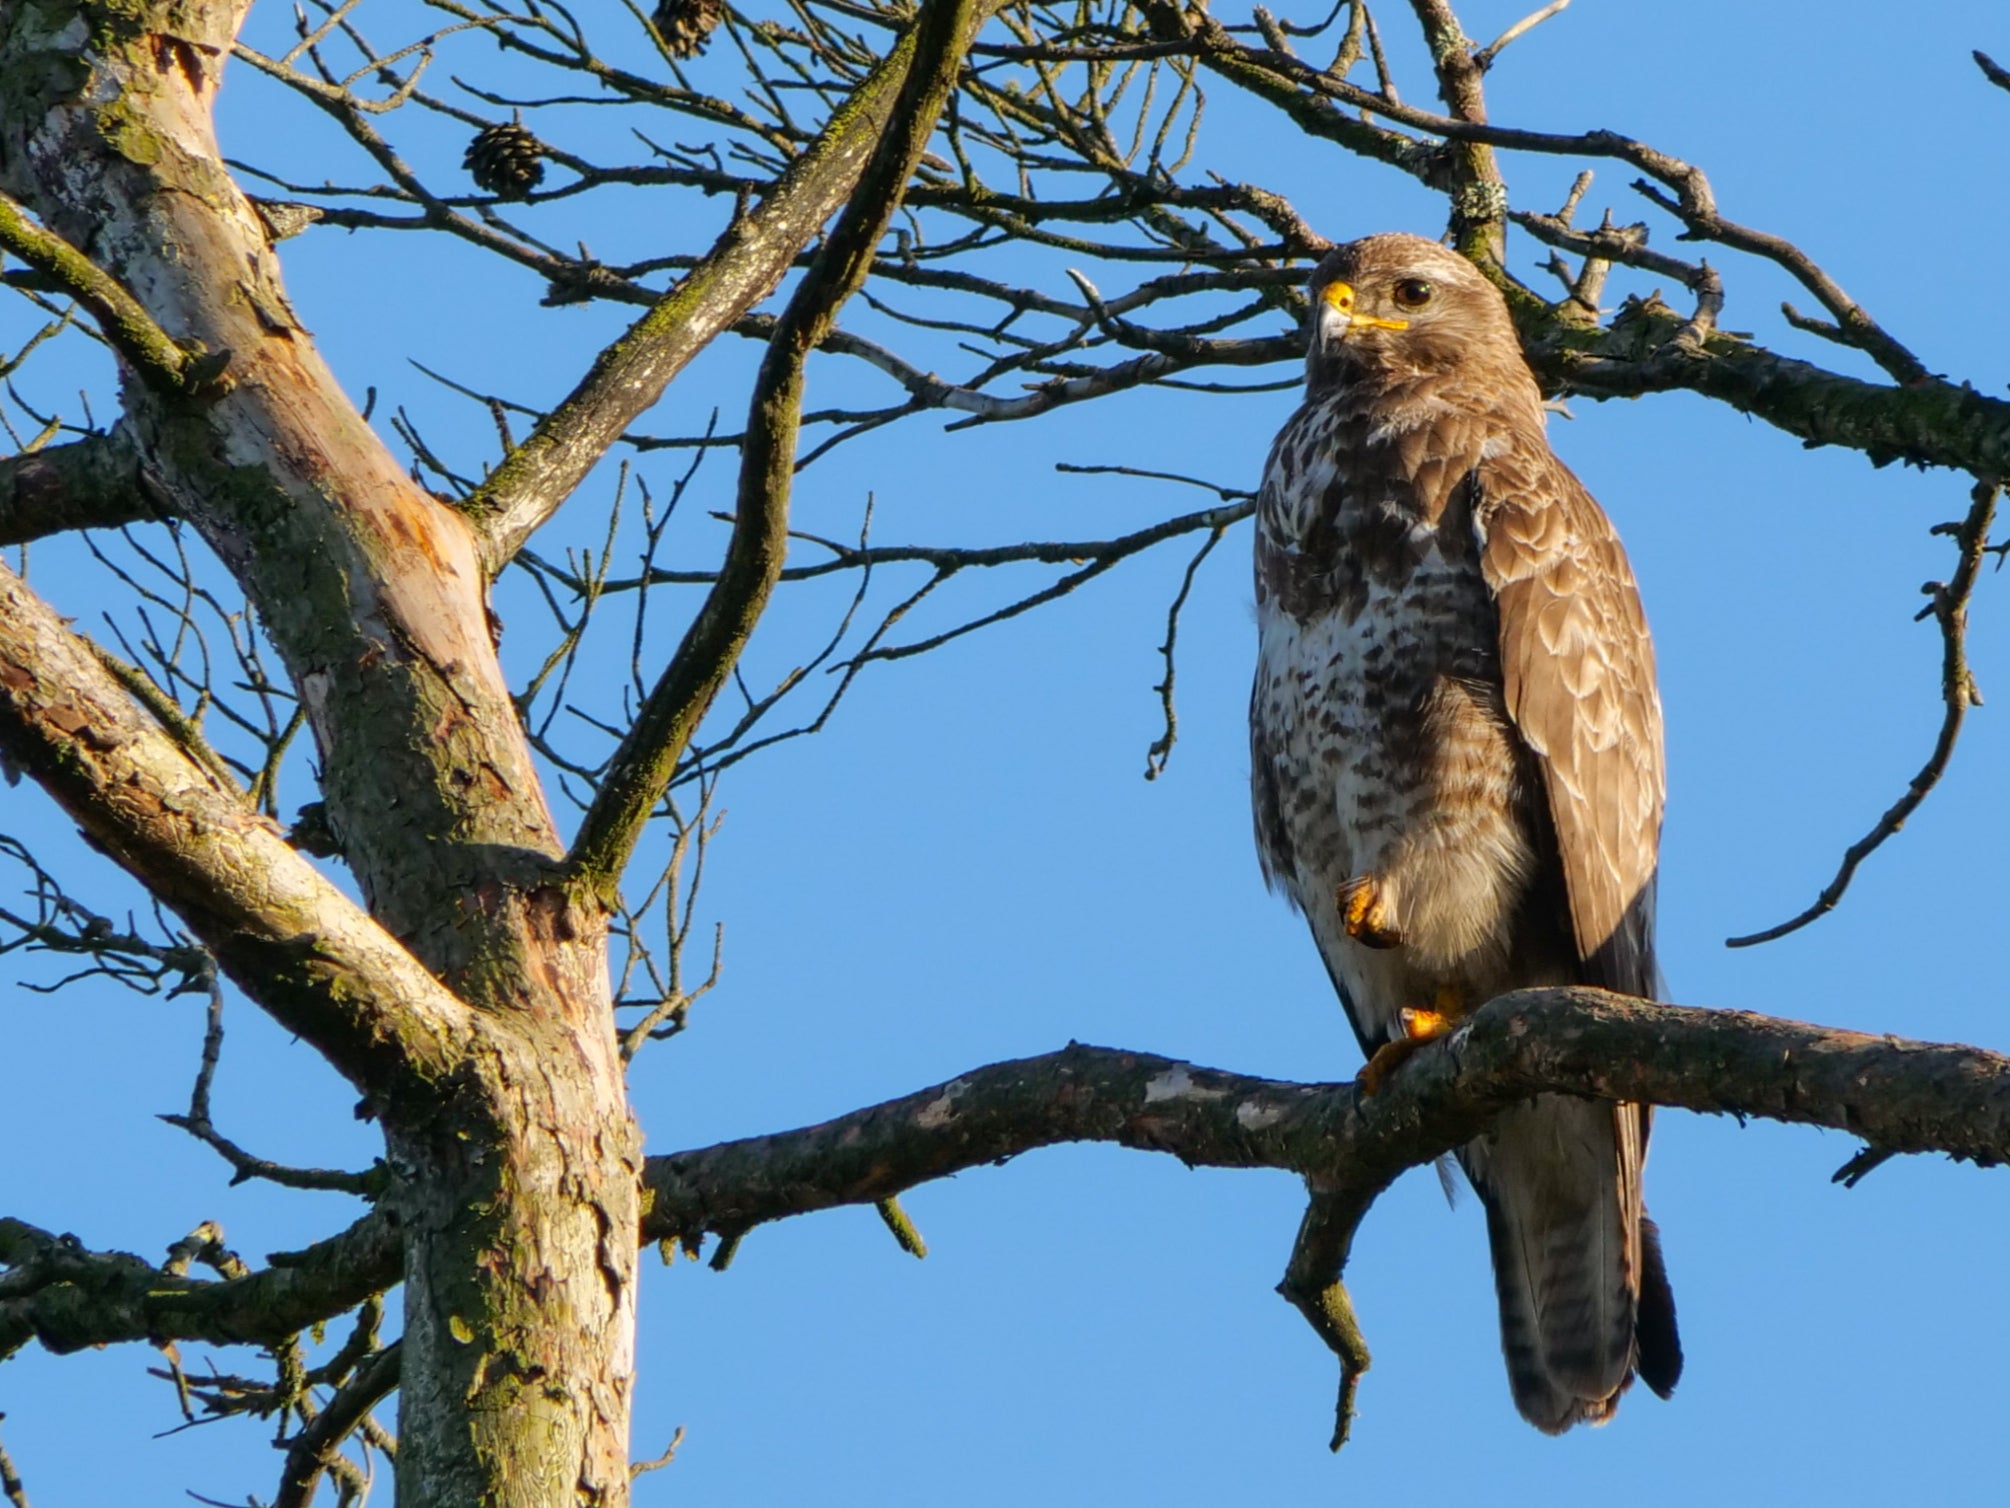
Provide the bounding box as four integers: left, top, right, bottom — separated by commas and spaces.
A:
1320, 280, 1409, 336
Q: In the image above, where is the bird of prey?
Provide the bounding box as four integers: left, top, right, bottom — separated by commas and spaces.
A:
1248, 232, 1682, 1432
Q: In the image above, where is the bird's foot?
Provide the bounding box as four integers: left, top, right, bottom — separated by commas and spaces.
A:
1357, 997, 1458, 1096
1336, 875, 1401, 948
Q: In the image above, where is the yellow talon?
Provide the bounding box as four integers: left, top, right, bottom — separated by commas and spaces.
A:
1359, 999, 1458, 1095
1337, 875, 1401, 949
1400, 1006, 1453, 1042
1357, 1035, 1421, 1095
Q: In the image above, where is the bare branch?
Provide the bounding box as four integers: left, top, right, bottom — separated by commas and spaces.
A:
0, 1211, 397, 1360
641, 990, 2010, 1251
1727, 478, 1999, 947
1532, 317, 2010, 478
159, 983, 382, 1196
457, 0, 1003, 574
1279, 1186, 1378, 1451
1405, 0, 1508, 262
1143, 521, 1227, 780
1145, 10, 1926, 381
1474, 0, 1570, 70
273, 1342, 401, 1508
0, 1414, 27, 1508
637, 983, 2010, 1434
0, 434, 156, 545
0, 559, 475, 1095
0, 192, 218, 398
568, 0, 1004, 902
630, 1425, 684, 1480
873, 1196, 928, 1258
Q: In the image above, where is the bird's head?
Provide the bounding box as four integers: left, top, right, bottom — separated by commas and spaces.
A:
1306, 233, 1521, 390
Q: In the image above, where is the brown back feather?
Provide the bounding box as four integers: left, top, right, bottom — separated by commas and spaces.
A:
1476, 439, 1665, 996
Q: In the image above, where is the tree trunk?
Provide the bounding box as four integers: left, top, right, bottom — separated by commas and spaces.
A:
390, 1009, 640, 1506
0, 3, 641, 1500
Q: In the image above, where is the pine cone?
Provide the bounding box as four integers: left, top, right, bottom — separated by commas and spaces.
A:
653, 0, 724, 59
464, 122, 546, 200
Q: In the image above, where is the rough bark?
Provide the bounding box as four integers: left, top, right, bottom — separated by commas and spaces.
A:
0, 555, 474, 1092
0, 3, 638, 1500
0, 1212, 399, 1358
640, 991, 2010, 1249
0, 433, 154, 544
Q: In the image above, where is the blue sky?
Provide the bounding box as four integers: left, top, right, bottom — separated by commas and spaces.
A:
4, 1, 2009, 1502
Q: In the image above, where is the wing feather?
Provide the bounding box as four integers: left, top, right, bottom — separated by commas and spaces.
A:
1473, 434, 1681, 1419
1476, 439, 1664, 997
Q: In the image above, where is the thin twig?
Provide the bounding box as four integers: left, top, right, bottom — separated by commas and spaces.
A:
631, 1425, 685, 1479
1728, 479, 1999, 948
272, 1343, 401, 1508
1474, 0, 1569, 70
157, 982, 379, 1195
1144, 524, 1225, 780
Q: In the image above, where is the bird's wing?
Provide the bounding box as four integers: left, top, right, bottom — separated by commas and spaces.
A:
1472, 434, 1680, 1419
1474, 436, 1664, 997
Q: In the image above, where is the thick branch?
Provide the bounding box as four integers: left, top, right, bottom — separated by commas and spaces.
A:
4, 0, 585, 995
0, 1211, 398, 1360
1406, 0, 1507, 262
0, 435, 155, 545
641, 991, 2010, 1245
0, 192, 203, 395
1537, 321, 2010, 475
0, 560, 473, 1099
457, 3, 996, 573
567, 0, 1000, 901
19, 993, 2003, 1353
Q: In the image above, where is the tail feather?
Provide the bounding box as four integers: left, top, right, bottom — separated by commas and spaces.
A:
1462, 1094, 1673, 1433
1634, 1213, 1683, 1399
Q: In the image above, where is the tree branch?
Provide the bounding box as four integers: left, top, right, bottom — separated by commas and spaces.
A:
1148, 8, 1926, 380
273, 1341, 402, 1508
0, 192, 212, 397
1405, 0, 1508, 262
641, 990, 2010, 1249
0, 434, 156, 545
0, 559, 475, 1100
566, 0, 1001, 902
1532, 311, 2010, 475
456, 0, 999, 574
0, 1413, 27, 1508
1279, 1185, 1379, 1450
20, 992, 2005, 1409
1727, 478, 1999, 947
0, 1211, 398, 1360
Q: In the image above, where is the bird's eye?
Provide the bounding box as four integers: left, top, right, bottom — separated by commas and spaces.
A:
1391, 278, 1434, 310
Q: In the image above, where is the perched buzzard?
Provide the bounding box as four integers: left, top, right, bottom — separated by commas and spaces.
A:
1249, 233, 1683, 1432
